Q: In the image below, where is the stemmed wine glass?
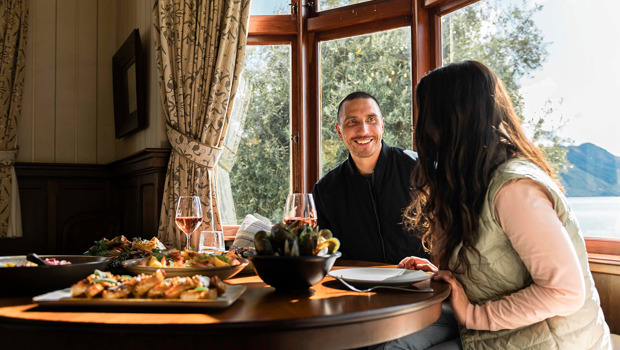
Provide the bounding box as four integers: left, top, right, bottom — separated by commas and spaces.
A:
175, 196, 203, 251
283, 193, 317, 229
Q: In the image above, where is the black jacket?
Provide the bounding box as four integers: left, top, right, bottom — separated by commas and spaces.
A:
312, 141, 428, 264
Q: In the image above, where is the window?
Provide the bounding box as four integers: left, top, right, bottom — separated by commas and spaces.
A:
441, 0, 620, 241
319, 28, 413, 176
240, 0, 620, 257
217, 45, 292, 225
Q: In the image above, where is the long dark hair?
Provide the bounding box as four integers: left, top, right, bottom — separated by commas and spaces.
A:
404, 61, 559, 275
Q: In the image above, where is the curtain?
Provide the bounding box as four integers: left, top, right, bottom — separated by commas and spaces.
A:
0, 0, 27, 239
153, 0, 251, 248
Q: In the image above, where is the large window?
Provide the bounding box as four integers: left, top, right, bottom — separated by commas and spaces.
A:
237, 0, 620, 256
319, 28, 413, 176
442, 0, 620, 240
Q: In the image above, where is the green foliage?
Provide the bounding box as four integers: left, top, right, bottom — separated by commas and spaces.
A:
228, 45, 291, 223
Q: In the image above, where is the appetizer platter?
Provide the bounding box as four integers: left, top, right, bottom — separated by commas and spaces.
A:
33, 269, 246, 309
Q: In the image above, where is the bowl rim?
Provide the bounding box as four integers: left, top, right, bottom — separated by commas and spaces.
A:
244, 250, 342, 260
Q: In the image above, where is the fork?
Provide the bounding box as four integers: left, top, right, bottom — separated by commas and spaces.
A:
335, 277, 433, 293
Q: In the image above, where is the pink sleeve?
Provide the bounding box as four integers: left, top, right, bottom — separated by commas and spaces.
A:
465, 179, 586, 331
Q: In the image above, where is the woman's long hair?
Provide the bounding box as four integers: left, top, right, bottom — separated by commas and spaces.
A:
404, 61, 559, 276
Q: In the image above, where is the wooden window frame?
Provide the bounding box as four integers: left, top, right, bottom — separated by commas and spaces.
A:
238, 0, 620, 259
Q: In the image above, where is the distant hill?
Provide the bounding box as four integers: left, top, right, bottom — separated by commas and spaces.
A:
560, 143, 620, 196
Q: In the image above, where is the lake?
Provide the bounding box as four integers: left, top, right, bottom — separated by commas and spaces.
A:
567, 196, 620, 239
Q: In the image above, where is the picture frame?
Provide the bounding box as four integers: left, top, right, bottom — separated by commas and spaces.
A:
113, 28, 147, 138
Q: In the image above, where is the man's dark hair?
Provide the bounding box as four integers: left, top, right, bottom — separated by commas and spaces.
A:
336, 91, 382, 124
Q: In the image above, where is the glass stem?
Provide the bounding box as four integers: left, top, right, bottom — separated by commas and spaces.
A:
185, 232, 191, 251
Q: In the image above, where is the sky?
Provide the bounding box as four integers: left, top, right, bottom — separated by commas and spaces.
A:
519, 0, 620, 156
249, 0, 287, 15
250, 0, 620, 156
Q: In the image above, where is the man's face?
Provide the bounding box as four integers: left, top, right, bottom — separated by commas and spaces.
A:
336, 98, 385, 161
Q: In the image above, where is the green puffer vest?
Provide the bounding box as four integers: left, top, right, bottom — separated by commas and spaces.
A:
450, 158, 611, 350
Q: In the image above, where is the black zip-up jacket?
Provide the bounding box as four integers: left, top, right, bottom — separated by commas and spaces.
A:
312, 141, 428, 264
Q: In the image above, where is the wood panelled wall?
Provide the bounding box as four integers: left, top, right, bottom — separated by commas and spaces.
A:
19, 0, 167, 166
590, 260, 620, 334
0, 149, 170, 256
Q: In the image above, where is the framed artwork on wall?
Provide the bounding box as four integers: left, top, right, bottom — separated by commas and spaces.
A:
113, 28, 147, 138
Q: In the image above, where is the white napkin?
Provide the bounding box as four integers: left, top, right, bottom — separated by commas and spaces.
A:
232, 214, 271, 249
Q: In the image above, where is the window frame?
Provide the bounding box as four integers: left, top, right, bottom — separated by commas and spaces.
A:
237, 0, 620, 258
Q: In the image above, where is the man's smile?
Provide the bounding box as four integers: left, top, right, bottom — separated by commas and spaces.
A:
354, 137, 373, 145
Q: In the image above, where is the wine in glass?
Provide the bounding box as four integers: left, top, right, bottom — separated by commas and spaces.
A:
283, 193, 317, 229
175, 196, 203, 251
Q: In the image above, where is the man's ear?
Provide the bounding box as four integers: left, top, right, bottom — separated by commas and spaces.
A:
335, 123, 343, 139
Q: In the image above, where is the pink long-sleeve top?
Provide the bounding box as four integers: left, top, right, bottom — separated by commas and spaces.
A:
465, 178, 586, 331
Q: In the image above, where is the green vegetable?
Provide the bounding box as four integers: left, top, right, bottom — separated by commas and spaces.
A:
92, 278, 117, 284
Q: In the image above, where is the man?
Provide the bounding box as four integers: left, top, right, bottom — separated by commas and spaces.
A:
312, 91, 428, 264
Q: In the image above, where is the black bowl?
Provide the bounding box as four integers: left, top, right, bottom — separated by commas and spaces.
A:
0, 255, 110, 295
245, 251, 341, 291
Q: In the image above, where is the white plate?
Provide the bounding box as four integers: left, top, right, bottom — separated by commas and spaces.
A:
328, 268, 431, 286
33, 284, 246, 309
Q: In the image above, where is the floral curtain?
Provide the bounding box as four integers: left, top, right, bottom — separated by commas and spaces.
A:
153, 0, 251, 248
0, 0, 28, 239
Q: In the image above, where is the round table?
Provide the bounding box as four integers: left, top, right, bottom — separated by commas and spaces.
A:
0, 260, 450, 349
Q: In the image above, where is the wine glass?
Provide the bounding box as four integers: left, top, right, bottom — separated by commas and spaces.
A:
175, 196, 203, 251
283, 193, 317, 229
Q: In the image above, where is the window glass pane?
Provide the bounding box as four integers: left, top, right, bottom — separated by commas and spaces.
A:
442, 0, 620, 239
217, 45, 291, 225
319, 27, 413, 176
319, 0, 373, 12
250, 0, 290, 15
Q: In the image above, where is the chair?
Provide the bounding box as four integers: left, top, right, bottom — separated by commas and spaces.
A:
61, 210, 121, 254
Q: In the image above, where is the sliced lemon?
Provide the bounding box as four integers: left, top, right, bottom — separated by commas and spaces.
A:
314, 237, 340, 255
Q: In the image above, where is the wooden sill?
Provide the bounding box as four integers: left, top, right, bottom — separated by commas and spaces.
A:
223, 225, 240, 242
585, 238, 620, 266
588, 253, 620, 275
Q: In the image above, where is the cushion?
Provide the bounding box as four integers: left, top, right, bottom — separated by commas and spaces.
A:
232, 214, 272, 249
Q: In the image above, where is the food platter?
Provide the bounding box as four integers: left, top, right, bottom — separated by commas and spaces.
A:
328, 268, 432, 286
121, 257, 249, 280
33, 284, 246, 309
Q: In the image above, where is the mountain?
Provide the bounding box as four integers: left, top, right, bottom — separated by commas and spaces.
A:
560, 143, 620, 197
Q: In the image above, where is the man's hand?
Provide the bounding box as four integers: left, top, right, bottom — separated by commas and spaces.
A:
432, 270, 469, 326
397, 256, 438, 273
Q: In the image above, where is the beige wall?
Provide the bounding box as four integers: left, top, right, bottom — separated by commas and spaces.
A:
18, 0, 167, 165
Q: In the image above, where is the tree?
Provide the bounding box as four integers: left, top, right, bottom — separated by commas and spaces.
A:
442, 0, 571, 173
225, 45, 291, 223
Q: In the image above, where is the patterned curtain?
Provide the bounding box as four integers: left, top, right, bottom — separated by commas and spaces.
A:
153, 0, 251, 248
0, 0, 28, 239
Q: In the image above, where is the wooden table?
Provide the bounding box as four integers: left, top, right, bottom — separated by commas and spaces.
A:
0, 260, 449, 350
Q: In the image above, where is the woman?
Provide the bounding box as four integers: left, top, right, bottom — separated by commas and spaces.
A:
400, 61, 611, 349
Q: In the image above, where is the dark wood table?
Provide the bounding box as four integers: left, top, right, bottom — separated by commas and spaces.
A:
0, 260, 449, 349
